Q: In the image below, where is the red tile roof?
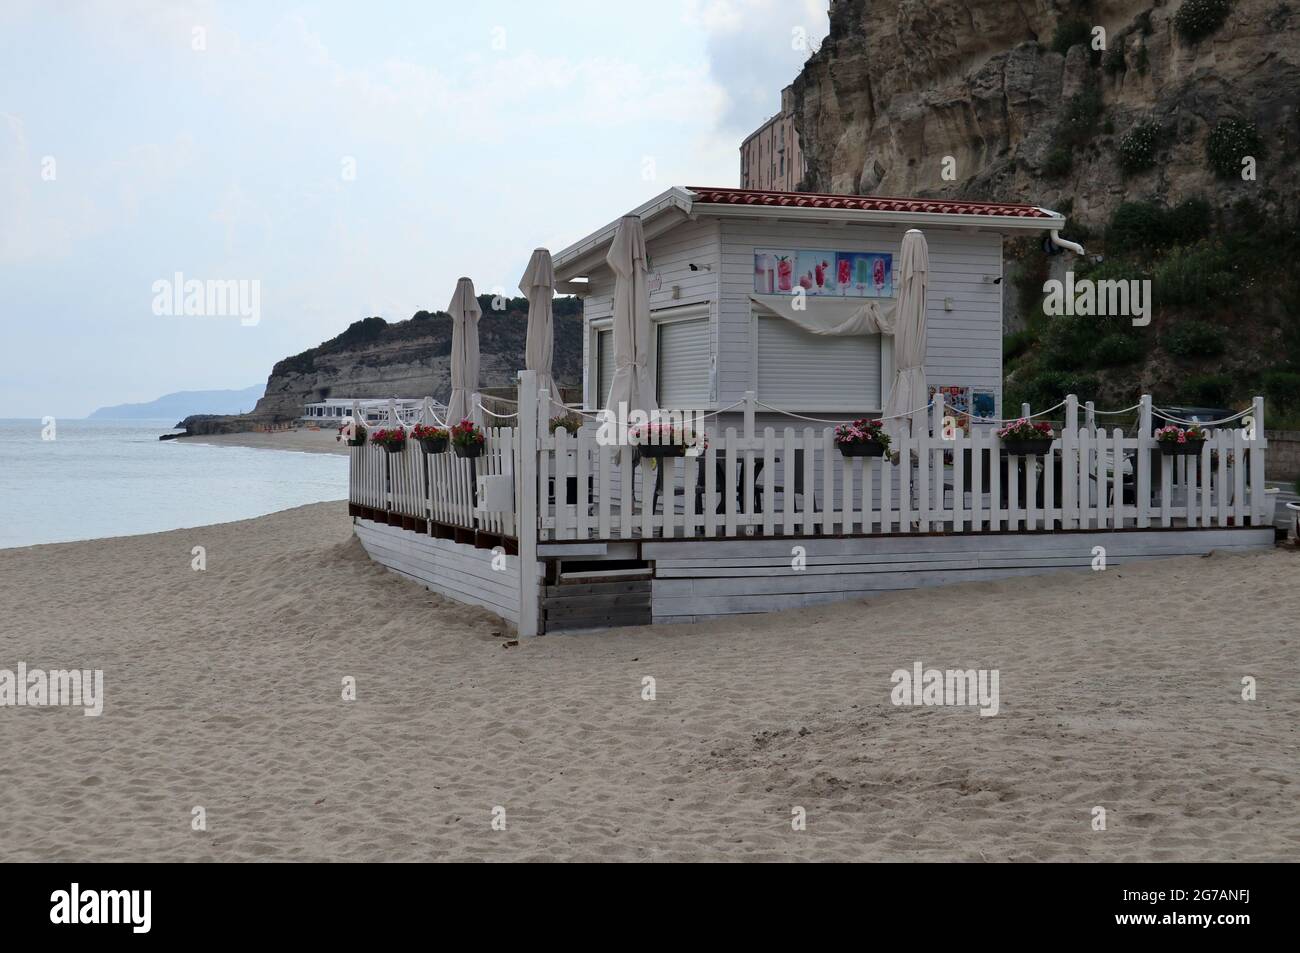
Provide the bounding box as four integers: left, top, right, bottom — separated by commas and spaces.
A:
687, 187, 1053, 220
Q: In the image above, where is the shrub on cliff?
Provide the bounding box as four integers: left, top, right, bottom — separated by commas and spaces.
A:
1206, 117, 1261, 178
1262, 369, 1300, 413
1106, 199, 1210, 255
1117, 119, 1159, 173
1175, 0, 1233, 43
1162, 319, 1227, 357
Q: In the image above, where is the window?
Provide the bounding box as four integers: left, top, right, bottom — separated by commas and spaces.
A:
756, 315, 881, 410
594, 327, 613, 409
656, 317, 711, 408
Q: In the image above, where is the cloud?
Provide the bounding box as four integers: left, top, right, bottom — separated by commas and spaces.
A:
684, 0, 829, 131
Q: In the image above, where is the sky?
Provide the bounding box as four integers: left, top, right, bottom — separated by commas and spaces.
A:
0, 0, 829, 418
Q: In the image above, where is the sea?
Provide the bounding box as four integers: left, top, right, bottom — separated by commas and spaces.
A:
0, 419, 348, 549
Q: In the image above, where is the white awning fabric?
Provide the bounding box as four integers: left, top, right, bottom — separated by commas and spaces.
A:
749, 293, 896, 337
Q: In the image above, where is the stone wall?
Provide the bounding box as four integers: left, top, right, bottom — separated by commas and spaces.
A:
1266, 430, 1300, 482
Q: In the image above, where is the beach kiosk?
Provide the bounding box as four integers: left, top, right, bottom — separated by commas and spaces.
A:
347, 187, 1273, 635
553, 186, 1078, 431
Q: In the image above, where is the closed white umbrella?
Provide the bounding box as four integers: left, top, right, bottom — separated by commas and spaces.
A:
445, 277, 481, 425
882, 229, 929, 441
604, 215, 657, 430
520, 248, 557, 409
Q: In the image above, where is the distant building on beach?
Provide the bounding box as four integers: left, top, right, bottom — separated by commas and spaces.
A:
740, 86, 805, 191
302, 398, 431, 425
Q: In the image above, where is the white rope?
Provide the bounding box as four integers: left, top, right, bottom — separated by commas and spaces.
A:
1092, 403, 1142, 416
950, 399, 1067, 425
476, 401, 518, 419
1152, 406, 1251, 426
698, 399, 747, 420
754, 398, 934, 424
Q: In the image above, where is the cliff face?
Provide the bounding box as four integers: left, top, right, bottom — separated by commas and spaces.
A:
182, 298, 582, 432
792, 0, 1300, 229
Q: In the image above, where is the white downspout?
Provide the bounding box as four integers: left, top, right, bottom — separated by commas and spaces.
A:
1049, 229, 1085, 256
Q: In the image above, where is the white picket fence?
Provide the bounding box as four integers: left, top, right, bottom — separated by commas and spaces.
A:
347, 427, 517, 538
530, 393, 1269, 541
346, 374, 1271, 639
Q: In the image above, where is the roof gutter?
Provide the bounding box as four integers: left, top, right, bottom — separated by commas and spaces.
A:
694, 200, 1066, 232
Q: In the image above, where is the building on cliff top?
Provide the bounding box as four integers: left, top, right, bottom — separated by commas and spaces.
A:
740, 86, 804, 192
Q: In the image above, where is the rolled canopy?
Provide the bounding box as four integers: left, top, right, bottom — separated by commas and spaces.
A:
604, 215, 657, 427
882, 229, 929, 440
445, 277, 481, 425
520, 248, 557, 408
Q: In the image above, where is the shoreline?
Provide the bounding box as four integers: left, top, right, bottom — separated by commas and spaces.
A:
176, 428, 349, 456
0, 501, 1296, 860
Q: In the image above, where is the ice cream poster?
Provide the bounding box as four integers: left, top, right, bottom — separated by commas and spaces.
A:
753, 248, 893, 298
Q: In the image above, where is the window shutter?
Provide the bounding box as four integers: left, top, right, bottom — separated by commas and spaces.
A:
756, 315, 881, 410
656, 318, 711, 408
595, 328, 614, 409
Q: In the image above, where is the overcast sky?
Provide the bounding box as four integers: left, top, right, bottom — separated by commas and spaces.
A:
0, 0, 828, 418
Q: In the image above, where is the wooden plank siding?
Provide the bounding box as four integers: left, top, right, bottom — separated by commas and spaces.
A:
644, 528, 1276, 623
354, 517, 533, 627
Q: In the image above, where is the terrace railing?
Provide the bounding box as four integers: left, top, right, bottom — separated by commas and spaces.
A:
526, 390, 1270, 542
347, 425, 517, 541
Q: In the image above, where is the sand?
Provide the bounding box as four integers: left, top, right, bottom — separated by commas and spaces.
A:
176, 428, 348, 455
0, 501, 1296, 862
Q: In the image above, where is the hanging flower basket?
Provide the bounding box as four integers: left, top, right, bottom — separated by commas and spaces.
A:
549, 413, 582, 436
834, 418, 890, 458
628, 422, 705, 461
371, 427, 407, 453
451, 419, 486, 458
636, 444, 686, 459
346, 427, 367, 447
1155, 424, 1207, 455
839, 441, 885, 457
997, 419, 1054, 455
412, 424, 448, 454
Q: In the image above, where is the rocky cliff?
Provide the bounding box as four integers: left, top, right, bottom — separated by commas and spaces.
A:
790, 0, 1300, 419
792, 0, 1299, 228
180, 297, 582, 433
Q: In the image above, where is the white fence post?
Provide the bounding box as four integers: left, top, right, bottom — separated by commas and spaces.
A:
1062, 394, 1078, 530
1137, 394, 1152, 528
1250, 395, 1267, 525
516, 370, 540, 638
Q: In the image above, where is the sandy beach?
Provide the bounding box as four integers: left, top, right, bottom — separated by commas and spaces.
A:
0, 501, 1296, 862
176, 428, 349, 456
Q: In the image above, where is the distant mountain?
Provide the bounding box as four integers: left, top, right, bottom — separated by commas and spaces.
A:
88, 385, 265, 420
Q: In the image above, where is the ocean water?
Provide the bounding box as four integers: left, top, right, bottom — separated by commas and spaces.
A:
0, 419, 348, 549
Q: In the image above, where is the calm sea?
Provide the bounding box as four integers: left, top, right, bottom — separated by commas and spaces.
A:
0, 419, 348, 549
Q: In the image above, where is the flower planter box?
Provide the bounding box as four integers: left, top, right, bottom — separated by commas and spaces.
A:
381, 441, 406, 454
838, 442, 885, 458
347, 436, 366, 447
419, 436, 448, 454
1159, 441, 1206, 456
636, 444, 687, 460
1001, 438, 1053, 456
454, 443, 484, 459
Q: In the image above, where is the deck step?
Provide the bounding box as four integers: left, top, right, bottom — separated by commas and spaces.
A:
542, 576, 652, 632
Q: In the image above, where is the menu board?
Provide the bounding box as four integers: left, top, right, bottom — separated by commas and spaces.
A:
753, 248, 893, 298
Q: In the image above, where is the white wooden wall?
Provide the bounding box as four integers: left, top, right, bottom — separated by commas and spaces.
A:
717, 219, 1003, 412
644, 527, 1276, 624
354, 518, 529, 626
581, 218, 721, 407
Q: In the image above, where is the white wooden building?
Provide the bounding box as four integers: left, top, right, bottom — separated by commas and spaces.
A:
554, 186, 1071, 428
345, 188, 1274, 636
